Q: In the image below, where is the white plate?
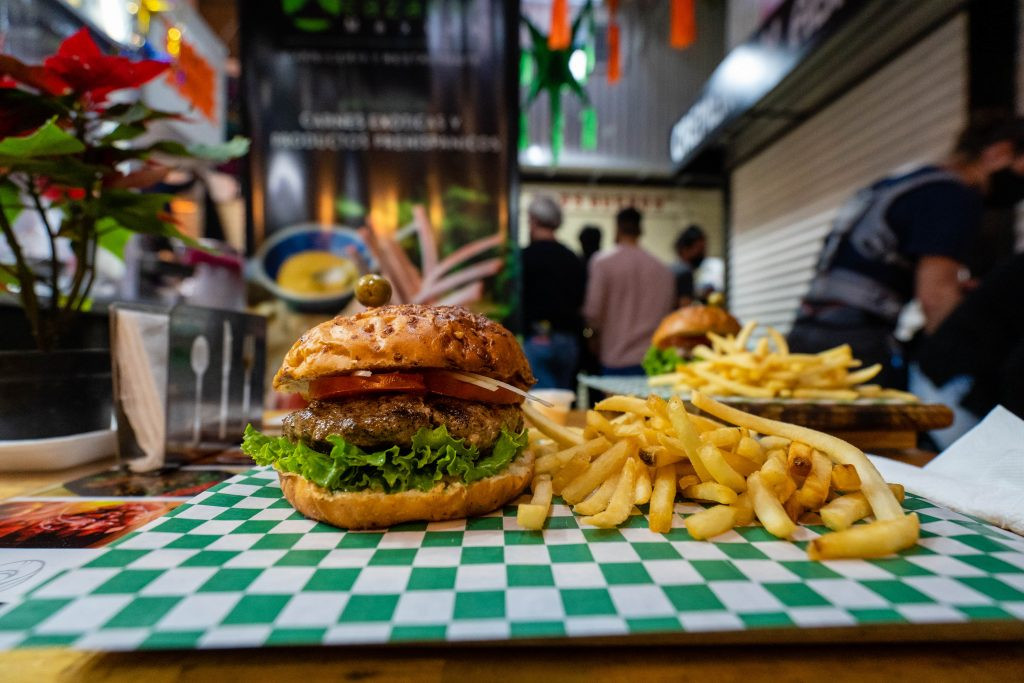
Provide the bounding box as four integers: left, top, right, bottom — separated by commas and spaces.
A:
0, 429, 116, 472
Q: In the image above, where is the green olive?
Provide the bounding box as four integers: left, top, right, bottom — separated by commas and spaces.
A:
355, 273, 393, 307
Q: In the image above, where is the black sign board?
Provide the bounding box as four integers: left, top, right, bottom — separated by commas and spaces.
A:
670, 0, 865, 169
240, 0, 518, 318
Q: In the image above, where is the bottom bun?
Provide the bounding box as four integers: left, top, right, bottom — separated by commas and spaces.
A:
278, 449, 535, 530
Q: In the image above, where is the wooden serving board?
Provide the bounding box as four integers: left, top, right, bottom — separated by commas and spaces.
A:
694, 400, 954, 432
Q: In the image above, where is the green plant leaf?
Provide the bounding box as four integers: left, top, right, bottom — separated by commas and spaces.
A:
318, 0, 341, 15
0, 117, 84, 158
0, 157, 102, 188
95, 216, 133, 260
186, 136, 250, 162
282, 0, 308, 14
103, 101, 181, 125
97, 190, 195, 245
0, 179, 25, 228
100, 124, 147, 144
0, 267, 16, 287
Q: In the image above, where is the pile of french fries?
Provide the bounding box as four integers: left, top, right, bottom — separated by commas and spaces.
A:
520, 392, 919, 561
649, 320, 917, 401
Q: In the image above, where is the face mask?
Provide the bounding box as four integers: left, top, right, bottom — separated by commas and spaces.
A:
987, 168, 1024, 208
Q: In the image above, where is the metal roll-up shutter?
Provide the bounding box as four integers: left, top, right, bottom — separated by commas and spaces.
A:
729, 14, 967, 334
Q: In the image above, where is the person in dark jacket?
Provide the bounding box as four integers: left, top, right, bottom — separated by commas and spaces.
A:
521, 195, 586, 390
788, 113, 1024, 388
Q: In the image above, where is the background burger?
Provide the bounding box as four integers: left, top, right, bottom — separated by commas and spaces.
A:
242, 304, 536, 529
642, 303, 741, 376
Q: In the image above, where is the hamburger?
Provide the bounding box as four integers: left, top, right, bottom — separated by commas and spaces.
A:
642, 304, 741, 376
241, 304, 536, 529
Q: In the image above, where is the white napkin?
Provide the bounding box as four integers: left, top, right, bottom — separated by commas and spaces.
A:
868, 406, 1024, 535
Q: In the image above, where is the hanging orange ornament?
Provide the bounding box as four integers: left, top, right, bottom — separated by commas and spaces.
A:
670, 0, 696, 48
549, 0, 571, 50
607, 0, 620, 84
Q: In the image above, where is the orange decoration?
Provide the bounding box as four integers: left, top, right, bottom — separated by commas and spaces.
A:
549, 0, 571, 50
166, 40, 216, 121
607, 22, 620, 83
670, 0, 696, 49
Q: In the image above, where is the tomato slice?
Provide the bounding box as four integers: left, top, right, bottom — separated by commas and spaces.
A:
423, 371, 522, 404
309, 372, 426, 400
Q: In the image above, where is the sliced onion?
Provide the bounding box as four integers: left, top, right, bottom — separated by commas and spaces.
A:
446, 371, 553, 407
352, 370, 373, 377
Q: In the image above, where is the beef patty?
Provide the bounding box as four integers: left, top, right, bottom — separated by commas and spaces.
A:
282, 393, 524, 451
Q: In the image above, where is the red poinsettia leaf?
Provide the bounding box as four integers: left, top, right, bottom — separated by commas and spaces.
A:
55, 28, 103, 61
0, 55, 69, 95
123, 59, 170, 88
44, 28, 168, 104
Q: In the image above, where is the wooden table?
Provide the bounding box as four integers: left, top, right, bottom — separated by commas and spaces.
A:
2, 436, 1023, 680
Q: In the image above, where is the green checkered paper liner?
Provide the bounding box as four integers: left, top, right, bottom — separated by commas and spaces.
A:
2, 466, 1024, 651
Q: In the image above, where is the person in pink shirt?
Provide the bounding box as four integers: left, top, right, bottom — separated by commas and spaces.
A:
583, 207, 676, 375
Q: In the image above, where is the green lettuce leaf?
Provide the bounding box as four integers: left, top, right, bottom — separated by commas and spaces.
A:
241, 424, 528, 494
642, 345, 687, 376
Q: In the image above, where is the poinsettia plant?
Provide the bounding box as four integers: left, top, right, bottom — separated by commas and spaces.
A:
0, 29, 248, 351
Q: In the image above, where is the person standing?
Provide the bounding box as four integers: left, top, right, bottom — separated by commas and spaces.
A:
787, 113, 1023, 388
584, 207, 675, 375
672, 224, 707, 306
521, 195, 586, 390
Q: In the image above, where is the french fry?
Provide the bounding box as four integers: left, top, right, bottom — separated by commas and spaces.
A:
691, 391, 906, 521
666, 396, 714, 482
759, 456, 791, 491
573, 474, 620, 516
732, 492, 754, 526
517, 474, 553, 530
808, 514, 920, 560
524, 403, 584, 447
748, 471, 796, 539
820, 483, 906, 530
561, 440, 634, 505
842, 363, 882, 385
720, 449, 759, 477
787, 442, 814, 485
697, 443, 748, 492
795, 450, 832, 508
690, 365, 775, 398
682, 482, 738, 505
535, 437, 610, 475
648, 465, 677, 533
767, 326, 789, 355
594, 395, 653, 416
689, 413, 729, 433
819, 491, 871, 531
759, 436, 791, 451
831, 464, 861, 491
783, 494, 805, 524
735, 436, 766, 465
685, 505, 738, 540
702, 427, 741, 448
646, 394, 670, 418
585, 410, 617, 440
551, 452, 592, 494
634, 460, 654, 505
638, 445, 680, 468
581, 458, 638, 528
677, 474, 701, 491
